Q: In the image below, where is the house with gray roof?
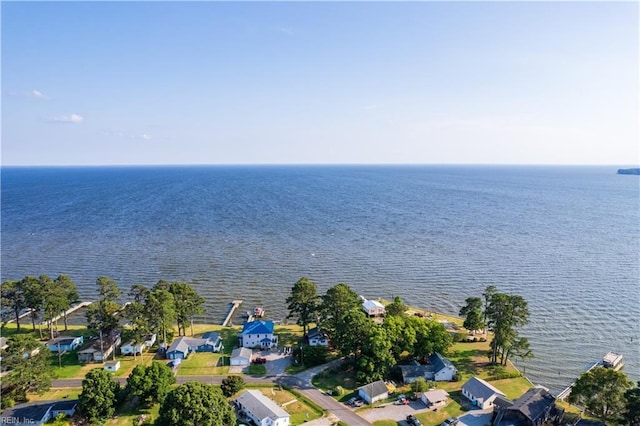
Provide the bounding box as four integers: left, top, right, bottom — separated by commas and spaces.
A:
462, 376, 507, 409
47, 335, 83, 352
493, 387, 563, 426
358, 380, 389, 404
165, 332, 223, 360
231, 347, 253, 366
1, 400, 78, 425
234, 389, 290, 426
397, 352, 457, 383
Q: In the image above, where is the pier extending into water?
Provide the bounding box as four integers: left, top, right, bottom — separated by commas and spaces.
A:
557, 352, 624, 400
222, 300, 243, 326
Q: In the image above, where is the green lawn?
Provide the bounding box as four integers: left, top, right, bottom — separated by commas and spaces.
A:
416, 398, 466, 426
176, 352, 229, 376
247, 364, 267, 376
257, 388, 323, 425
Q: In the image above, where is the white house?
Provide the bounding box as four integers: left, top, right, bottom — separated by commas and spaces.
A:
422, 389, 449, 407
104, 360, 120, 372
305, 327, 329, 347
1, 400, 78, 425
120, 341, 145, 356
357, 380, 389, 405
231, 347, 253, 366
235, 389, 290, 426
461, 377, 507, 409
361, 298, 386, 317
239, 320, 278, 349
46, 336, 84, 352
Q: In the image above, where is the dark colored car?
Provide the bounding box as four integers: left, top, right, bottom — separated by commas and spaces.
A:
407, 415, 422, 426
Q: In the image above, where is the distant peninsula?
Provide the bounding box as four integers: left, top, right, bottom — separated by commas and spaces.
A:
617, 168, 640, 175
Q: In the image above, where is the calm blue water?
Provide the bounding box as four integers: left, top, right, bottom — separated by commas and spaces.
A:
1, 165, 638, 393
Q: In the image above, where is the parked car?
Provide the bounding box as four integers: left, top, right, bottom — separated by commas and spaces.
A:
252, 357, 267, 364
407, 415, 422, 426
441, 418, 458, 426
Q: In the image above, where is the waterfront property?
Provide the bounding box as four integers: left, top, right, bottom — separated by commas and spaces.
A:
462, 376, 508, 409
239, 320, 278, 349
357, 380, 389, 404
46, 336, 84, 352
493, 387, 563, 426
234, 389, 290, 426
77, 332, 121, 363
397, 352, 458, 383
305, 326, 330, 347
361, 296, 386, 317
121, 333, 157, 355
165, 332, 223, 360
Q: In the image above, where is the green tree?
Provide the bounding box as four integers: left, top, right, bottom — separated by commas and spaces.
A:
385, 296, 407, 317
21, 275, 44, 333
485, 291, 530, 365
622, 382, 640, 426
459, 296, 484, 334
54, 274, 79, 331
320, 283, 360, 336
78, 368, 121, 425
408, 315, 452, 360
411, 377, 428, 394
156, 382, 236, 426
355, 325, 395, 383
127, 361, 176, 405
41, 274, 68, 340
285, 277, 320, 336
2, 334, 54, 402
123, 301, 148, 362
1, 280, 25, 330
568, 366, 633, 423
332, 309, 372, 359
145, 288, 176, 344
220, 375, 245, 397
482, 285, 497, 334
383, 315, 417, 360
86, 276, 121, 337
168, 282, 205, 336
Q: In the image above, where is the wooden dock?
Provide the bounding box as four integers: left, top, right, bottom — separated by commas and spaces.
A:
222, 300, 243, 326
42, 301, 93, 325
557, 352, 624, 400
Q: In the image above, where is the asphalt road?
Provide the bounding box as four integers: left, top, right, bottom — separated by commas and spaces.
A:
52, 363, 373, 426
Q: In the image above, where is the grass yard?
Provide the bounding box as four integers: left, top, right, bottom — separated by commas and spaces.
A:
416, 397, 465, 426
107, 401, 160, 426
27, 388, 81, 402
257, 388, 322, 425
372, 421, 398, 426
247, 364, 267, 376
176, 352, 229, 376
489, 377, 533, 400
311, 366, 358, 401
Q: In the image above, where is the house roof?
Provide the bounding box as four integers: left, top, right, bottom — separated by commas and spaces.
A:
493, 395, 514, 410
423, 389, 449, 403
358, 380, 389, 399
167, 337, 191, 354
242, 320, 274, 335
428, 352, 455, 372
51, 400, 78, 411
235, 390, 289, 421
306, 327, 328, 339
104, 360, 120, 367
506, 387, 556, 423
231, 347, 253, 359
362, 299, 385, 311
47, 336, 80, 346
398, 361, 427, 380
462, 377, 506, 402
201, 331, 221, 342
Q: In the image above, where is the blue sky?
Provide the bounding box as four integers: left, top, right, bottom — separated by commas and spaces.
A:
2, 1, 638, 166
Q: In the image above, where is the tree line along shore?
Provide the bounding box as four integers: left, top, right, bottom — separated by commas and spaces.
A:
2, 275, 639, 425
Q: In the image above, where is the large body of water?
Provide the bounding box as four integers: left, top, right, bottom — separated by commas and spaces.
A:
1, 165, 638, 394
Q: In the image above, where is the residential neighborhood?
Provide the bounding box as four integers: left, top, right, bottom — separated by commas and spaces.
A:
0, 277, 635, 426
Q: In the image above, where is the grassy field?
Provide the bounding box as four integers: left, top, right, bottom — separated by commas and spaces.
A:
257, 388, 323, 425
176, 352, 229, 376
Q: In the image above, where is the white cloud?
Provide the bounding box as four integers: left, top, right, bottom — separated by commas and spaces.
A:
51, 113, 84, 123
27, 89, 48, 99
141, 134, 152, 140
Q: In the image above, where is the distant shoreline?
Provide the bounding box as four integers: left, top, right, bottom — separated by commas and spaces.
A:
617, 168, 640, 175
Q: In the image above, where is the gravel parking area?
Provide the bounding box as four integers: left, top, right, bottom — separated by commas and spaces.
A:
359, 400, 430, 423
